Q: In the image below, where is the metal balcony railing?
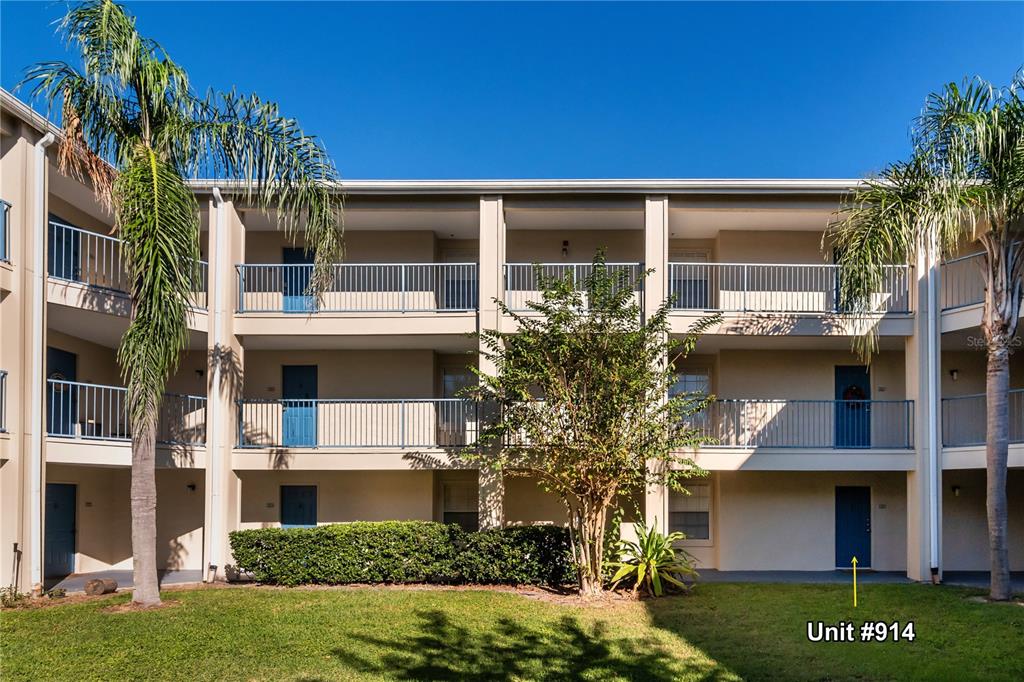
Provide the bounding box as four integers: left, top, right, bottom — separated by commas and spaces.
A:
503, 262, 645, 311
48, 220, 130, 293
1, 200, 10, 263
47, 220, 208, 308
666, 263, 912, 314
0, 370, 7, 433
942, 389, 1024, 447
941, 251, 985, 311
236, 263, 478, 313
685, 398, 915, 449
46, 379, 206, 445
236, 398, 478, 449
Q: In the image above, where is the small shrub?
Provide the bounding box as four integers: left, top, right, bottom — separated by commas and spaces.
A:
1, 586, 28, 608
229, 521, 575, 587
45, 588, 66, 599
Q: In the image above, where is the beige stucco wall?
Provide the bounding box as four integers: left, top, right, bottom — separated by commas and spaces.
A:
244, 230, 439, 264
715, 230, 828, 264
45, 330, 121, 386
941, 350, 1024, 397
505, 229, 643, 263
237, 470, 436, 527
708, 471, 908, 571
714, 349, 906, 400
943, 469, 1024, 571
45, 464, 205, 573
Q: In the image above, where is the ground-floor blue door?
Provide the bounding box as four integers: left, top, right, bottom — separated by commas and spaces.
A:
282, 365, 317, 447
47, 347, 78, 437
44, 483, 76, 579
835, 486, 871, 568
835, 365, 870, 448
282, 247, 315, 312
280, 485, 317, 528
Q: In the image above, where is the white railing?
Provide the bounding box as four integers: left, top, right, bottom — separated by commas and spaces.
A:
685, 398, 914, 449
48, 220, 129, 293
1, 200, 10, 263
942, 389, 1024, 447
503, 262, 644, 311
666, 262, 911, 314
237, 398, 478, 448
941, 251, 985, 311
46, 379, 206, 445
0, 370, 7, 433
47, 220, 208, 308
236, 263, 478, 313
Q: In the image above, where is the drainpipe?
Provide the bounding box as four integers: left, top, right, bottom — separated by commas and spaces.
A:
206, 187, 225, 582
29, 132, 55, 594
926, 243, 940, 582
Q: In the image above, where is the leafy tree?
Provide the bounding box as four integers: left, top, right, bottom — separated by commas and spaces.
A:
24, 0, 343, 605
827, 74, 1023, 600
469, 252, 715, 596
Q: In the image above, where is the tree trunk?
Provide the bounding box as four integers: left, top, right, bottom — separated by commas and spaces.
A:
131, 417, 161, 606
985, 343, 1012, 600
980, 233, 1018, 601
571, 500, 607, 597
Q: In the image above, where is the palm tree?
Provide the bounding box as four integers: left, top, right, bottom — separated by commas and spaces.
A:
24, 0, 343, 605
828, 74, 1023, 600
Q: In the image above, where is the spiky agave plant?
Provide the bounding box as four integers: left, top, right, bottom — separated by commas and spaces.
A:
23, 0, 344, 605
607, 519, 698, 597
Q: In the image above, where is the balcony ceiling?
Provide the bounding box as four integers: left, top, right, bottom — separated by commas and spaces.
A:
240, 334, 477, 352
239, 202, 478, 239
668, 201, 836, 239
48, 304, 207, 351
48, 164, 113, 225
686, 333, 906, 352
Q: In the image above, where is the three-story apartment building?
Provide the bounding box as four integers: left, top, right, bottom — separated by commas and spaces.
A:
2, 89, 1021, 593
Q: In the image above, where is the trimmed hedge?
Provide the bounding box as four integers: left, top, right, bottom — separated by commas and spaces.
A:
229, 521, 574, 587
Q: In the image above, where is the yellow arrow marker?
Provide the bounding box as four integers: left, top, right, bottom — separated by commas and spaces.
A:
851, 556, 858, 608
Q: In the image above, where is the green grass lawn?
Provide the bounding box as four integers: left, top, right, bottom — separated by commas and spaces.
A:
2, 583, 1022, 681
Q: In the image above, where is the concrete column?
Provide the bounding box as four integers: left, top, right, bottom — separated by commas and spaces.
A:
0, 122, 48, 593
906, 241, 942, 582
203, 195, 245, 581
476, 195, 505, 528
643, 195, 670, 534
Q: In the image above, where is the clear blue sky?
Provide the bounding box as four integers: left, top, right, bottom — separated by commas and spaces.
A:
2, 1, 1022, 179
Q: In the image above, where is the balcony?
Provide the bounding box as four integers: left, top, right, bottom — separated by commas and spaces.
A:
941, 251, 984, 312
1, 199, 10, 263
942, 390, 1024, 447
689, 399, 915, 449
46, 220, 208, 311
236, 398, 478, 450
236, 263, 478, 313
503, 262, 644, 311
45, 379, 206, 466
667, 262, 911, 314
0, 370, 7, 433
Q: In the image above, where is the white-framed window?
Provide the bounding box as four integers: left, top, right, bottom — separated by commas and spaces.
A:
669, 482, 712, 543
670, 367, 710, 398
443, 481, 479, 532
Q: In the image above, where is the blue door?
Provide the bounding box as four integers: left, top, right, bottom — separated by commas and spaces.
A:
281, 485, 317, 528
835, 365, 870, 448
48, 215, 81, 282
44, 483, 76, 579
835, 486, 871, 568
47, 347, 78, 437
282, 247, 315, 312
282, 365, 317, 447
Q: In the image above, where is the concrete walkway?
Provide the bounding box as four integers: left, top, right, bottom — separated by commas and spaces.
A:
698, 569, 1023, 592
696, 570, 912, 584
46, 569, 203, 593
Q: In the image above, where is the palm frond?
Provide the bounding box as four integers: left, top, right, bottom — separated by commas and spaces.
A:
114, 143, 200, 427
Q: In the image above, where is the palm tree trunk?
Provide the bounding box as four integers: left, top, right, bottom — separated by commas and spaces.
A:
131, 417, 161, 606
985, 342, 1012, 600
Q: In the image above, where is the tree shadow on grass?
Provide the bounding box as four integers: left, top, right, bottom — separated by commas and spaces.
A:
319, 608, 732, 681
